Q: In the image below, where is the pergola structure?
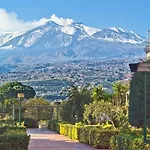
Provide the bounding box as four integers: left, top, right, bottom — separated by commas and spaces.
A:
15, 104, 62, 122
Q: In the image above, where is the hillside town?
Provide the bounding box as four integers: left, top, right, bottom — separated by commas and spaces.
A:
0, 58, 138, 100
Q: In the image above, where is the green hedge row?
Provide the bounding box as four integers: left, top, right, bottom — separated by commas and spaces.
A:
48, 120, 60, 133
0, 127, 30, 150
48, 121, 119, 149
110, 134, 150, 150
48, 120, 150, 149
0, 120, 13, 126
59, 123, 78, 140
78, 127, 119, 149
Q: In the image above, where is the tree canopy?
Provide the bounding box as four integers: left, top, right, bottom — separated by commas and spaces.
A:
91, 84, 105, 101
0, 81, 36, 99
112, 82, 129, 106
60, 86, 92, 123
129, 71, 150, 127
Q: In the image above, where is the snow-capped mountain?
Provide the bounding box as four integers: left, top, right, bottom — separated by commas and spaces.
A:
0, 31, 25, 46
0, 19, 146, 64
92, 27, 145, 44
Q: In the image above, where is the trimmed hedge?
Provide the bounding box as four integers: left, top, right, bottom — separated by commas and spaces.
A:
59, 124, 78, 140
48, 121, 119, 149
110, 134, 150, 150
0, 127, 30, 150
0, 120, 14, 126
77, 127, 119, 148
48, 120, 60, 133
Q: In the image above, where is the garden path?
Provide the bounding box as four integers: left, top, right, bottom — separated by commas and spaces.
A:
27, 128, 109, 150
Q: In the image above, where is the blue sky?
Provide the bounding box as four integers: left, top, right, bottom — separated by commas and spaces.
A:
0, 0, 150, 36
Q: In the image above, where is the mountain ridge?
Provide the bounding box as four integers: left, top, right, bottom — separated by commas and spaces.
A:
0, 19, 146, 64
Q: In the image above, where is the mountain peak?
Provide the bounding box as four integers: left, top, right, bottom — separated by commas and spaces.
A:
109, 27, 126, 33
0, 16, 146, 64
92, 27, 146, 44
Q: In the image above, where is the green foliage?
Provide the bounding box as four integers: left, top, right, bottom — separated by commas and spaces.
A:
0, 126, 7, 134
77, 127, 89, 144
0, 82, 36, 118
24, 118, 38, 128
83, 101, 128, 128
16, 121, 25, 127
23, 98, 52, 120
0, 119, 14, 127
24, 97, 50, 106
0, 127, 30, 150
110, 134, 150, 150
59, 123, 78, 140
0, 81, 36, 99
48, 120, 60, 133
112, 82, 129, 106
103, 92, 114, 102
48, 121, 119, 149
39, 120, 48, 124
102, 121, 113, 129
60, 86, 92, 123
84, 101, 111, 125
91, 84, 105, 101
75, 122, 83, 127
78, 128, 119, 149
129, 71, 150, 128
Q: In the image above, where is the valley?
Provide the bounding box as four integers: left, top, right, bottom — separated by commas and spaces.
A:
0, 58, 140, 100
0, 17, 146, 101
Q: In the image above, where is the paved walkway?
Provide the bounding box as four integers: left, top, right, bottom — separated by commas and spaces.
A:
27, 128, 107, 150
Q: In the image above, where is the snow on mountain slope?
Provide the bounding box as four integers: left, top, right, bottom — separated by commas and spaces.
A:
0, 31, 25, 46
0, 23, 145, 51
0, 19, 146, 64
0, 21, 90, 50
83, 25, 100, 36
70, 22, 100, 36
61, 26, 75, 35
60, 22, 99, 36
93, 27, 145, 44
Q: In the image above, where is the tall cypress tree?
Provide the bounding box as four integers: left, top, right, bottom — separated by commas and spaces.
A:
129, 62, 150, 127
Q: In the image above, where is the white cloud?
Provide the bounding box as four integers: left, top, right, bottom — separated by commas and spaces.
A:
50, 14, 74, 26
0, 8, 74, 33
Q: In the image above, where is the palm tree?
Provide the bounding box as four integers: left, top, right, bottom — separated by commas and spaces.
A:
104, 92, 113, 102
112, 82, 129, 106
91, 85, 105, 101
0, 94, 5, 117
61, 85, 92, 123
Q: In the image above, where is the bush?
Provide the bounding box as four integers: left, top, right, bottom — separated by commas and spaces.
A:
0, 119, 14, 127
77, 127, 119, 148
24, 118, 38, 128
59, 124, 78, 140
83, 101, 128, 128
110, 134, 150, 150
48, 121, 119, 148
48, 120, 60, 132
0, 127, 30, 150
90, 129, 119, 149
0, 126, 7, 134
